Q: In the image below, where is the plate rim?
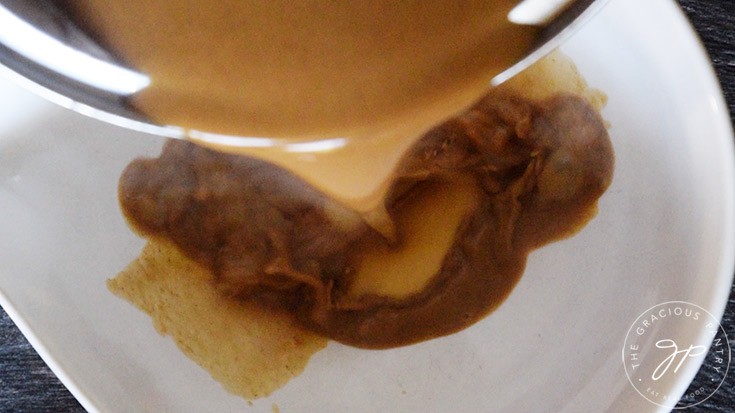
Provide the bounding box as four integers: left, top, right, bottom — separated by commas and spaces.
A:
648, 0, 735, 409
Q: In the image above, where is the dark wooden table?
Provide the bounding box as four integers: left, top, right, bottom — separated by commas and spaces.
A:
1, 0, 734, 411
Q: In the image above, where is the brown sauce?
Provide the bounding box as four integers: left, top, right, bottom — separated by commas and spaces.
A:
118, 88, 614, 349
109, 51, 615, 397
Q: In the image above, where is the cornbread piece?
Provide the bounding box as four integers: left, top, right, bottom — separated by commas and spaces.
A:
108, 241, 327, 399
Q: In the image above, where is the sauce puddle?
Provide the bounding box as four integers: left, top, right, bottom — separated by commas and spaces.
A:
110, 51, 614, 397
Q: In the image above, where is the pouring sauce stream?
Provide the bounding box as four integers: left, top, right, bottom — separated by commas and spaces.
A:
58, 0, 537, 211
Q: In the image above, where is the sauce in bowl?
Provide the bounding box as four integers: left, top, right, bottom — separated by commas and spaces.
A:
58, 0, 538, 210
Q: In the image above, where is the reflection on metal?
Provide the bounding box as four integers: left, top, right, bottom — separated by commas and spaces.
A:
509, 0, 577, 25
494, 0, 609, 86
0, 4, 149, 94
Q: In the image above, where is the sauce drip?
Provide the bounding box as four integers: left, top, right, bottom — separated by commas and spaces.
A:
349, 177, 482, 299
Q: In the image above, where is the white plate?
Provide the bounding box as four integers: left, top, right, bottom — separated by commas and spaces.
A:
0, 0, 733, 411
